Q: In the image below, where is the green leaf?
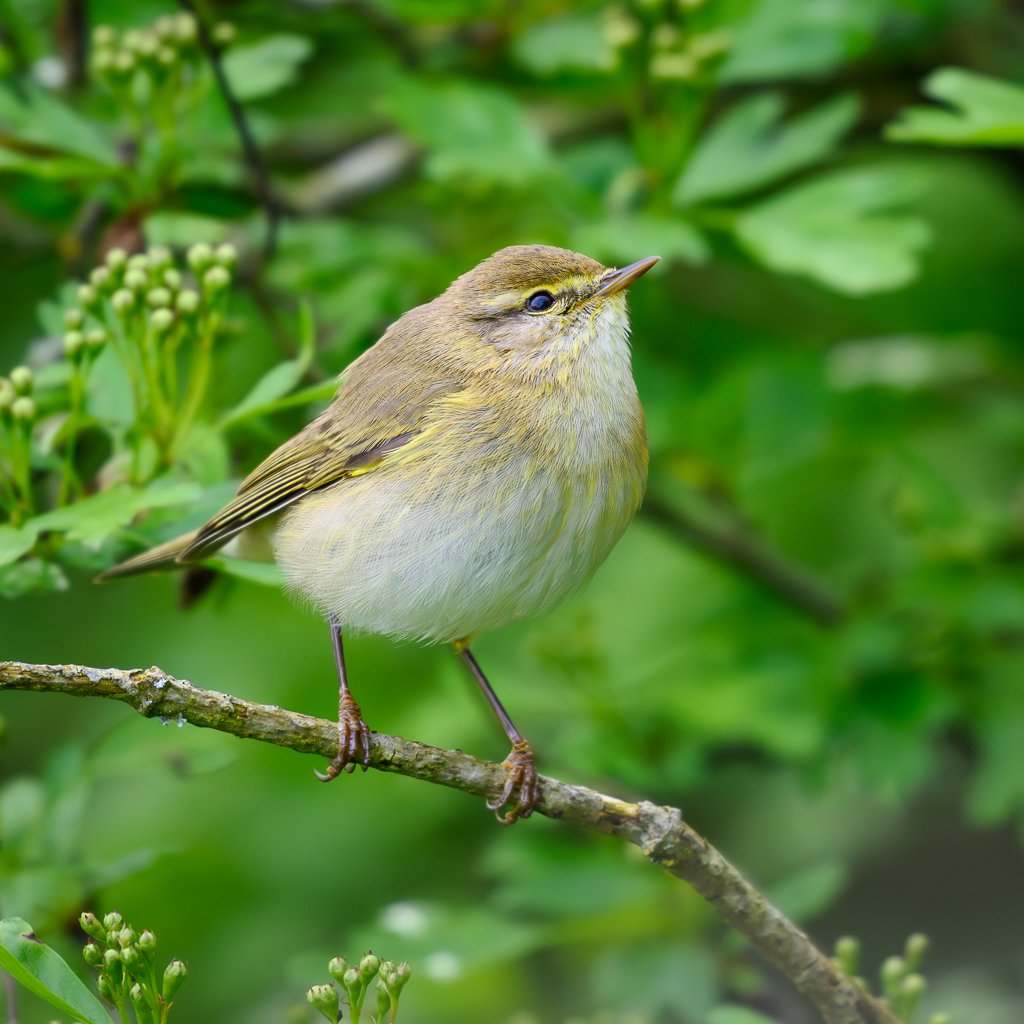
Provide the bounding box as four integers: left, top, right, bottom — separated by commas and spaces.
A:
732, 165, 931, 294
0, 918, 111, 1024
721, 0, 887, 84
572, 213, 708, 267
511, 12, 612, 74
26, 482, 200, 548
676, 93, 860, 205
766, 861, 847, 919
220, 303, 317, 427
222, 34, 314, 101
886, 67, 1024, 147
0, 524, 38, 567
381, 78, 551, 185
0, 83, 118, 167
0, 558, 69, 597
206, 557, 284, 587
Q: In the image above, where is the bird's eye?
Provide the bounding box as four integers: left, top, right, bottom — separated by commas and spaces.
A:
525, 290, 555, 313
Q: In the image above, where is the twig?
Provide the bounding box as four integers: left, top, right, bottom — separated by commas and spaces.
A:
177, 0, 280, 264
641, 494, 847, 626
1, 660, 898, 1024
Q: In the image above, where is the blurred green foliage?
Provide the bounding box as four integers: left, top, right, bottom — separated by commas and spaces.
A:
2, 0, 1024, 1022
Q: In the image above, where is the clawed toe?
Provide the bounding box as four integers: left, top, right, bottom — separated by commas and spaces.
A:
487, 740, 538, 825
316, 695, 371, 782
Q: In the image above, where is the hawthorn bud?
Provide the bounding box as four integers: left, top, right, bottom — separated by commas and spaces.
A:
139, 930, 157, 953
151, 308, 174, 332
176, 289, 200, 314
186, 242, 213, 272
89, 266, 111, 288
92, 25, 116, 48
106, 247, 128, 269
63, 330, 85, 357
203, 265, 230, 293
124, 269, 148, 292
327, 957, 347, 983
76, 284, 98, 308
80, 912, 106, 941
214, 243, 237, 268
112, 289, 135, 315
147, 287, 172, 308
83, 942, 103, 966
64, 308, 84, 329
212, 21, 236, 47
10, 366, 32, 393
306, 984, 339, 1022
162, 959, 188, 1001
102, 911, 123, 932
359, 953, 381, 980
163, 268, 182, 291
86, 327, 107, 349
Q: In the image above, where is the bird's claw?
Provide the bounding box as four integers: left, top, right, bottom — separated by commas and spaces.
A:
487, 740, 538, 825
315, 694, 371, 781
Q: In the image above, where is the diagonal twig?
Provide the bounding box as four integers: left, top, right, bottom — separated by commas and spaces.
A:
1, 659, 898, 1024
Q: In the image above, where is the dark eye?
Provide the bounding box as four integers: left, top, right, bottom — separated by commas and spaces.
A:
525, 290, 555, 312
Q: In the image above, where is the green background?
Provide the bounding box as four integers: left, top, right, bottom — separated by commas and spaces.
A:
2, 1, 1024, 1021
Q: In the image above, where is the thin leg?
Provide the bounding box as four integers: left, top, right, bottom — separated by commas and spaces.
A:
457, 643, 538, 825
315, 618, 371, 781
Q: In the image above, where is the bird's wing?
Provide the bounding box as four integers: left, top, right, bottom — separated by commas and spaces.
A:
179, 340, 466, 563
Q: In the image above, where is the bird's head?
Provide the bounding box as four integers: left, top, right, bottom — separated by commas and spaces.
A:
442, 244, 659, 373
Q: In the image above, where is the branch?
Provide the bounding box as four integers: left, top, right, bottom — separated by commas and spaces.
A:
1, 660, 897, 1024
641, 494, 847, 626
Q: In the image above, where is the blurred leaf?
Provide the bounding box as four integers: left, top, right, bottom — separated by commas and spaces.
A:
722, 0, 887, 83
572, 212, 708, 266
766, 861, 847, 920
381, 78, 551, 185
512, 12, 611, 74
0, 83, 118, 167
969, 699, 1024, 825
733, 165, 932, 294
219, 302, 316, 427
0, 524, 37, 567
0, 918, 110, 1024
887, 67, 1024, 146
0, 558, 68, 598
676, 93, 860, 205
27, 482, 200, 548
206, 557, 284, 587
222, 34, 314, 101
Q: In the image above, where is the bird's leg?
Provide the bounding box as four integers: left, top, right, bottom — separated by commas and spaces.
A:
315, 618, 371, 781
455, 641, 538, 825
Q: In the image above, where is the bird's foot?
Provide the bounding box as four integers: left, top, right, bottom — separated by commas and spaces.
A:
315, 694, 371, 781
487, 739, 538, 825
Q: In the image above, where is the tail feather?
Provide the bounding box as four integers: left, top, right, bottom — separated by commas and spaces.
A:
94, 530, 200, 582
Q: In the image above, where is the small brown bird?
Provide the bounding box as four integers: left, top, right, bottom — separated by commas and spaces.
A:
100, 244, 658, 823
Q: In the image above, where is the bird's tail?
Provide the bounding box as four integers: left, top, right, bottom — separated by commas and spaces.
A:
94, 530, 200, 582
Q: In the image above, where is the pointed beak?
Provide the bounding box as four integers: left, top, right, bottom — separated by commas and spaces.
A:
593, 255, 661, 298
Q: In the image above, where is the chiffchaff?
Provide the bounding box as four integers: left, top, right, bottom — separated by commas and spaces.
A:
99, 244, 658, 823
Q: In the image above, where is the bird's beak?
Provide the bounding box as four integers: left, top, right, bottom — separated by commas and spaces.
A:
593, 255, 661, 298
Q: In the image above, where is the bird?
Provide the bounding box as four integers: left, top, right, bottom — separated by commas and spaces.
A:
98, 244, 658, 823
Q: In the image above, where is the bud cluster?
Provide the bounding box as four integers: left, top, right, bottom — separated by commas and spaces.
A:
308, 951, 411, 1023
80, 910, 188, 1022
90, 15, 235, 89
65, 242, 236, 479
0, 364, 38, 521
602, 2, 731, 82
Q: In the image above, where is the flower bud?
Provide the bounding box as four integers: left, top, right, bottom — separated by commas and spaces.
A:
163, 960, 188, 1001
175, 14, 199, 44
155, 16, 176, 38
103, 947, 121, 968
163, 268, 182, 291
89, 265, 111, 289
176, 289, 200, 314
151, 309, 174, 332
86, 327, 107, 349
187, 242, 214, 272
905, 932, 928, 967
393, 962, 411, 990
129, 982, 145, 1006
833, 935, 859, 974
156, 47, 177, 68
136, 33, 159, 59
139, 930, 157, 953
359, 952, 380, 980
117, 927, 136, 948
64, 308, 84, 329
92, 25, 116, 48
97, 974, 114, 1001
212, 21, 236, 47
122, 944, 142, 969
203, 266, 230, 293
127, 253, 148, 271
327, 957, 348, 983
103, 911, 123, 932
91, 49, 115, 75
112, 289, 135, 315
376, 980, 390, 1020
10, 366, 32, 393
342, 966, 361, 992
76, 284, 98, 308
106, 247, 128, 269
901, 972, 926, 1002
80, 912, 106, 940
83, 942, 103, 966
147, 246, 172, 269
63, 330, 85, 357
306, 983, 339, 1022
147, 287, 172, 308
880, 955, 906, 998
214, 243, 237, 268
113, 50, 135, 75
124, 269, 148, 292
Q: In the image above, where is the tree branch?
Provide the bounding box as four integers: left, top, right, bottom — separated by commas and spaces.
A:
1, 660, 897, 1024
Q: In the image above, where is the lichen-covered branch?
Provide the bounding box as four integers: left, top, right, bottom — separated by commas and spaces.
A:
0, 660, 898, 1024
